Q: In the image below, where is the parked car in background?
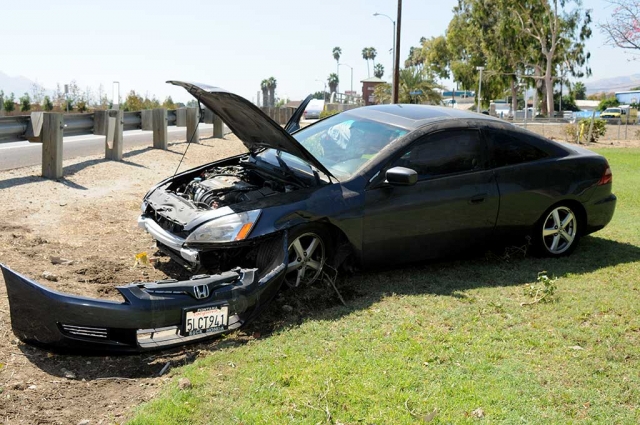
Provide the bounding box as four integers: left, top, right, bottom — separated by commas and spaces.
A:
600, 107, 624, 119
303, 99, 324, 119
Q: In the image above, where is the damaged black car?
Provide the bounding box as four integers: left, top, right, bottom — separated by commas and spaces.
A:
1, 81, 616, 353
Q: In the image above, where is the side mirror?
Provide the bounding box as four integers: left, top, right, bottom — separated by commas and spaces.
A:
385, 166, 418, 186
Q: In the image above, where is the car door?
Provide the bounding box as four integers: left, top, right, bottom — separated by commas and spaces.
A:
362, 128, 500, 267
482, 127, 564, 239
284, 95, 313, 134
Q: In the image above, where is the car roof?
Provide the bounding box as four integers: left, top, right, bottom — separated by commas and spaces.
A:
344, 104, 504, 130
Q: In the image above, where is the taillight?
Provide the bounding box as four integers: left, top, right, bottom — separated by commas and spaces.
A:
598, 162, 612, 185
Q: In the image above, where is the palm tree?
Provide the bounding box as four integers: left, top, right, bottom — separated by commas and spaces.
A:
260, 79, 269, 107
362, 48, 371, 77
328, 73, 339, 95
267, 77, 277, 107
332, 47, 342, 75
374, 63, 385, 79
373, 67, 442, 104
369, 47, 377, 69
332, 47, 342, 93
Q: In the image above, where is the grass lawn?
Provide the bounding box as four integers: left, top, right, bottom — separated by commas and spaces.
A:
130, 148, 640, 424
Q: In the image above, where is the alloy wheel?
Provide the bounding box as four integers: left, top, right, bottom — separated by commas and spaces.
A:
284, 232, 326, 288
542, 206, 577, 255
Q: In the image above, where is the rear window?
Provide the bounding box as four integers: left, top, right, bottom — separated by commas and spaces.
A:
485, 130, 549, 168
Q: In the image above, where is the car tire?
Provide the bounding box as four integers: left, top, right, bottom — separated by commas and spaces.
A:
283, 224, 332, 288
532, 203, 581, 257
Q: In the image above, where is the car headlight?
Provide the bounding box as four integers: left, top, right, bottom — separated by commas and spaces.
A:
185, 210, 261, 243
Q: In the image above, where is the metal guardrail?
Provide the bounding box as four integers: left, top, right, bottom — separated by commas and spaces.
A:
0, 116, 29, 140
0, 110, 179, 142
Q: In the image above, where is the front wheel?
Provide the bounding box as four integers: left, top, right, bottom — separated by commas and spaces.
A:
284, 225, 331, 288
533, 204, 581, 257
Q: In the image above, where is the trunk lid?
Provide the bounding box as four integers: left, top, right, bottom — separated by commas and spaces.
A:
168, 81, 333, 179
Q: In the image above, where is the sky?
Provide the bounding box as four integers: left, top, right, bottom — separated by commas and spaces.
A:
0, 0, 635, 104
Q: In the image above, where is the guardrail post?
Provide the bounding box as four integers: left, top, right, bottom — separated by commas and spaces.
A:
152, 108, 168, 150
141, 110, 153, 131
105, 109, 123, 161
186, 107, 199, 143
93, 110, 108, 135
176, 108, 187, 127
42, 113, 64, 179
213, 115, 223, 138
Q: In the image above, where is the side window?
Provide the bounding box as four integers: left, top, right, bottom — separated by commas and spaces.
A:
487, 130, 548, 167
392, 130, 484, 178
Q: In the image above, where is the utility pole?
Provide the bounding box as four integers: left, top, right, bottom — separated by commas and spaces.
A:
393, 0, 402, 104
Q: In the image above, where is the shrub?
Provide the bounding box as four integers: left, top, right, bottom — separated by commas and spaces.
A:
3, 92, 15, 113
598, 97, 619, 111
42, 96, 54, 112
564, 123, 580, 143
319, 109, 340, 119
578, 118, 607, 143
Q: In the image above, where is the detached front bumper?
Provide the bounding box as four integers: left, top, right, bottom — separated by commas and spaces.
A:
0, 235, 287, 353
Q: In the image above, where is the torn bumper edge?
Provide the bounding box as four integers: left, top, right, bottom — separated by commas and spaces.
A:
137, 215, 200, 267
0, 233, 288, 353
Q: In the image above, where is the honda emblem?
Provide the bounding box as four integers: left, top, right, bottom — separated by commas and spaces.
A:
193, 284, 209, 299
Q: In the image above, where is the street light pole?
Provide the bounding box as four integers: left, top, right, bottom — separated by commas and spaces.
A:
475, 66, 484, 113
339, 63, 353, 101
373, 12, 396, 102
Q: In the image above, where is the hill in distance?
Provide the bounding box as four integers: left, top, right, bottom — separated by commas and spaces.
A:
585, 74, 640, 94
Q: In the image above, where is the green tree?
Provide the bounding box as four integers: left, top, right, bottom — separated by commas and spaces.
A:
362, 48, 371, 77
76, 99, 88, 113
19, 93, 31, 112
43, 96, 54, 111
4, 92, 16, 113
553, 92, 579, 111
267, 77, 277, 107
328, 73, 339, 94
512, 0, 592, 116
123, 90, 144, 111
312, 91, 328, 100
373, 67, 443, 104
162, 96, 177, 109
260, 79, 269, 107
598, 97, 620, 111
571, 81, 587, 100
374, 63, 385, 78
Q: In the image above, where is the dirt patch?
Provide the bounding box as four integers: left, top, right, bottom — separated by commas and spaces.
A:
0, 134, 248, 424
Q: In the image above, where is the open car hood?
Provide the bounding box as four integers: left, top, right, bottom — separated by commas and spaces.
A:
168, 81, 333, 179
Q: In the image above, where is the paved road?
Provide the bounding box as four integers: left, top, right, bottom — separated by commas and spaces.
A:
0, 125, 218, 172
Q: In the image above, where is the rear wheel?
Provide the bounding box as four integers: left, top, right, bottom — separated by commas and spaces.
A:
284, 225, 331, 288
533, 204, 580, 257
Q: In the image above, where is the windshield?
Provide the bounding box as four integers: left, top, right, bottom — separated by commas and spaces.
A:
604, 108, 621, 113
279, 112, 408, 179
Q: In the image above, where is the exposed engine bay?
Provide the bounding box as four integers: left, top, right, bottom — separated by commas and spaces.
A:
174, 164, 299, 210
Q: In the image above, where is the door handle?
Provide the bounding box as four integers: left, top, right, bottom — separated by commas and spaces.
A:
469, 194, 487, 204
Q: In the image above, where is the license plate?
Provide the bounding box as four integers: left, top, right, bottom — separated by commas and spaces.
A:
181, 305, 228, 336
